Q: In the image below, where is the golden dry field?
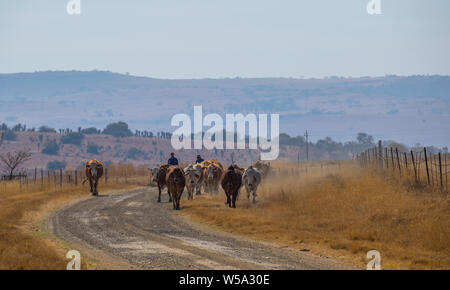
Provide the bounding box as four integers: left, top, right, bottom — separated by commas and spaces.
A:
181, 161, 450, 269
0, 164, 148, 270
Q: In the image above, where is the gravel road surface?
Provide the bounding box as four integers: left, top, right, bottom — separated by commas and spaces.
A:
49, 188, 354, 270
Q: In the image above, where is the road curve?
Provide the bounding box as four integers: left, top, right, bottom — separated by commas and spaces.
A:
49, 188, 355, 270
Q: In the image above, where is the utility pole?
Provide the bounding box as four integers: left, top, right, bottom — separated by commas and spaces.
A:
304, 130, 309, 161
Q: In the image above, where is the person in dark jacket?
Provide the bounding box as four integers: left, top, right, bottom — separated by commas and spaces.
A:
168, 152, 179, 165
195, 155, 204, 164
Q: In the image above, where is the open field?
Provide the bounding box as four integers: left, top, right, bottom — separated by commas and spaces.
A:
181, 161, 450, 269
0, 166, 147, 270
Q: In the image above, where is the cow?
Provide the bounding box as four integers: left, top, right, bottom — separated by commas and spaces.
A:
183, 164, 203, 200
84, 159, 104, 196
221, 165, 242, 208
154, 164, 172, 203
201, 160, 223, 194
242, 166, 262, 203
166, 166, 186, 210
253, 161, 271, 178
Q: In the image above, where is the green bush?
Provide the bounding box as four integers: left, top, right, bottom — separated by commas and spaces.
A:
103, 122, 132, 138
3, 130, 17, 141
42, 140, 60, 155
87, 142, 101, 154
61, 132, 84, 146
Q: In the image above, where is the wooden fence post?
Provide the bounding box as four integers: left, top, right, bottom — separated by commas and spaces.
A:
439, 152, 443, 188
378, 140, 383, 169
424, 147, 430, 185
411, 150, 417, 182
59, 169, 63, 187
395, 148, 401, 174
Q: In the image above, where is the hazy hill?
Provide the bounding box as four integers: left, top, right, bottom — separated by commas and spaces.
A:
0, 71, 449, 147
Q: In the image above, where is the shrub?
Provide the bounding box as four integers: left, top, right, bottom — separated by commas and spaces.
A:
38, 126, 57, 133
3, 130, 17, 141
61, 132, 84, 146
87, 142, 101, 154
42, 140, 60, 155
81, 127, 100, 134
47, 160, 67, 171
103, 122, 132, 138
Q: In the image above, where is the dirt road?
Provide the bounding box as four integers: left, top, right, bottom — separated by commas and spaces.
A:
48, 188, 354, 270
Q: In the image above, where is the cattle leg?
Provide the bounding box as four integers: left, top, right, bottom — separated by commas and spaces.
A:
157, 186, 162, 202
89, 178, 93, 193
176, 196, 180, 210
93, 179, 98, 196
172, 194, 177, 210
226, 194, 231, 207
168, 189, 172, 202
231, 192, 237, 208
252, 189, 257, 203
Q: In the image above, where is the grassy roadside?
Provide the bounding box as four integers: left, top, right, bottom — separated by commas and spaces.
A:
0, 180, 144, 270
180, 164, 450, 270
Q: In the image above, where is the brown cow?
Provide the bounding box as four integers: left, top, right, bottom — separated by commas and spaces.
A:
154, 164, 172, 203
84, 159, 104, 196
221, 165, 242, 208
165, 166, 186, 210
253, 161, 271, 177
201, 160, 223, 194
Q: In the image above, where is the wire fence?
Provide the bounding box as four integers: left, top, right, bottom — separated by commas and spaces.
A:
0, 164, 151, 192
356, 141, 449, 191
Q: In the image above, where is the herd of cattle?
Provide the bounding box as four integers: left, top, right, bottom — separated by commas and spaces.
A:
150, 160, 271, 210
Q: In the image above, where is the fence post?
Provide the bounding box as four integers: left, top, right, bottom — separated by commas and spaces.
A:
378, 140, 383, 169
105, 167, 108, 184
59, 168, 63, 187
41, 168, 44, 186
439, 152, 443, 188
395, 148, 401, 175
34, 168, 37, 184
424, 147, 430, 185
411, 150, 417, 182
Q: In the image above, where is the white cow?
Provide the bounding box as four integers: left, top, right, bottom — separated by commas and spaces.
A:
184, 164, 204, 200
242, 166, 262, 203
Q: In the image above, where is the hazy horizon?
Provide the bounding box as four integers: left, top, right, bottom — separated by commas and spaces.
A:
1, 1, 450, 78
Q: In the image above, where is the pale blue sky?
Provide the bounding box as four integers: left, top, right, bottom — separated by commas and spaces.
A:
1, 0, 449, 78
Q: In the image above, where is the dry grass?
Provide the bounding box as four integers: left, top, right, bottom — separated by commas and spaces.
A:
0, 167, 148, 270
181, 161, 450, 269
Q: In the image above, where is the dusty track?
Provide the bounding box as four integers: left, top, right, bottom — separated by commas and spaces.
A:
49, 188, 354, 270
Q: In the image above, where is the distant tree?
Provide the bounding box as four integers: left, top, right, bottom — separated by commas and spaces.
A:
3, 130, 17, 141
81, 127, 100, 134
42, 140, 60, 155
38, 126, 57, 133
0, 149, 32, 180
386, 141, 408, 152
87, 142, 100, 154
357, 133, 374, 145
47, 160, 67, 171
61, 132, 84, 146
103, 122, 132, 138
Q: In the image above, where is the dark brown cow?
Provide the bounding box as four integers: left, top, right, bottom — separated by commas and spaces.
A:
155, 164, 172, 203
165, 166, 186, 210
84, 159, 104, 196
221, 165, 242, 208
